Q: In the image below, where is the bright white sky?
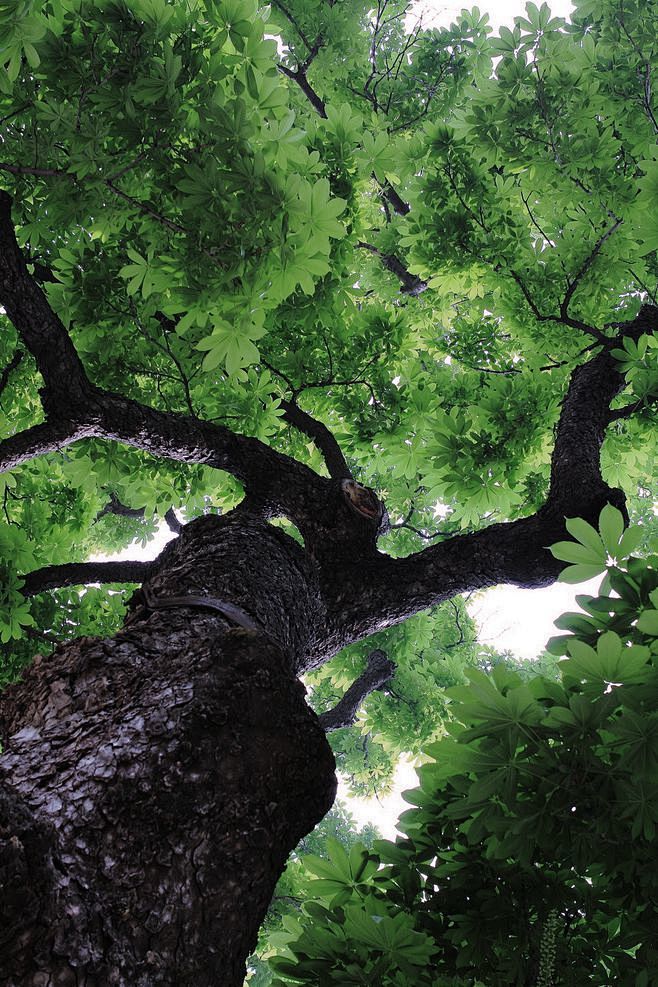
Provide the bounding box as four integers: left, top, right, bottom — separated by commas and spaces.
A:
408, 0, 575, 32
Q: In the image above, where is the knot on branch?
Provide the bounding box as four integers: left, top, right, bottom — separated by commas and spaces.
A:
340, 479, 390, 538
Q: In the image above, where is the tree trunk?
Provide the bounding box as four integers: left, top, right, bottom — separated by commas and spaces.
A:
0, 512, 336, 986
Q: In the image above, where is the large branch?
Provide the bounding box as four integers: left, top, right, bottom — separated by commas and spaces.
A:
324, 306, 658, 651
0, 193, 332, 528
0, 420, 94, 472
21, 560, 156, 597
0, 191, 91, 412
317, 650, 395, 731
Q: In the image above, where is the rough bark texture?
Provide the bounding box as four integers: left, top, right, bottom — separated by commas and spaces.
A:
0, 514, 336, 986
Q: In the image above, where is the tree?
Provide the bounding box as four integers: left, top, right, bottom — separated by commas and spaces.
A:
267, 511, 658, 986
0, 0, 657, 983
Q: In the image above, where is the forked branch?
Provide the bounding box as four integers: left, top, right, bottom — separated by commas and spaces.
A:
280, 398, 352, 479
324, 305, 658, 650
0, 192, 332, 528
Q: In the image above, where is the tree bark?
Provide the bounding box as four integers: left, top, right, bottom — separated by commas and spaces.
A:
0, 512, 336, 986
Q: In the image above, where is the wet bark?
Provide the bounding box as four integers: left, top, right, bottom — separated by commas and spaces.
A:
0, 513, 336, 986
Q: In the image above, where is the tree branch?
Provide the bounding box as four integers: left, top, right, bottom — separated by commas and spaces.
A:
269, 0, 314, 51
277, 63, 327, 118
357, 241, 427, 295
104, 180, 188, 235
560, 218, 623, 322
0, 191, 91, 411
0, 192, 332, 529
280, 398, 352, 479
323, 306, 658, 652
21, 560, 156, 597
96, 494, 183, 534
507, 268, 607, 342
379, 180, 411, 216
317, 649, 395, 731
608, 403, 642, 422
0, 421, 92, 473
0, 349, 23, 398
164, 507, 183, 534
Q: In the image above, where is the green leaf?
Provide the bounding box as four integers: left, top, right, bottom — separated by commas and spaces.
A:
550, 541, 605, 565
598, 504, 625, 556
558, 563, 607, 584
564, 516, 606, 557
637, 609, 658, 635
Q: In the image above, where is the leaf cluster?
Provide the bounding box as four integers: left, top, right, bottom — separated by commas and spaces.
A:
266, 510, 658, 985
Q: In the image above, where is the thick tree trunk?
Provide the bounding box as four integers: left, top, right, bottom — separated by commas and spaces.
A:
0, 513, 336, 986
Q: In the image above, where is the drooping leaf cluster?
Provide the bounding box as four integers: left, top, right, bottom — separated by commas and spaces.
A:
247, 799, 381, 986
265, 509, 658, 985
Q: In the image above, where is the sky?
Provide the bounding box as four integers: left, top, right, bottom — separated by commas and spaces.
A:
408, 0, 575, 32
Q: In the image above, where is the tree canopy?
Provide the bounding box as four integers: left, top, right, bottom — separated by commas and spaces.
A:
1, 0, 658, 982
2, 0, 658, 784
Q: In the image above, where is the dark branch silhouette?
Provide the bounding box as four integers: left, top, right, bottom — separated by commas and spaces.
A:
1, 186, 656, 665
318, 650, 396, 731
278, 63, 327, 118
280, 398, 352, 479
97, 494, 183, 534
0, 348, 23, 397
380, 180, 411, 216
21, 560, 156, 597
357, 241, 428, 295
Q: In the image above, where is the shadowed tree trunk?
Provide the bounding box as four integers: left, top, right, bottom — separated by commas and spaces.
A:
0, 513, 336, 986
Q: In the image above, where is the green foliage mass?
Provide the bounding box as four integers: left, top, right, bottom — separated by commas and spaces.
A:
0, 0, 658, 940
247, 799, 380, 986
308, 600, 490, 798
265, 510, 658, 986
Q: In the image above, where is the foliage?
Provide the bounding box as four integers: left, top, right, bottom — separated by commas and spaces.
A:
0, 0, 656, 978
267, 510, 658, 986
0, 0, 657, 933
308, 601, 486, 797
247, 800, 380, 986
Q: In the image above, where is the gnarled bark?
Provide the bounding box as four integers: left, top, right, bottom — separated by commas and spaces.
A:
0, 514, 336, 986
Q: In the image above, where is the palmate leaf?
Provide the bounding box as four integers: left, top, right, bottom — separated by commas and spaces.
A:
598, 503, 625, 556
343, 900, 436, 962
563, 632, 650, 685
196, 317, 266, 375
552, 506, 638, 584
564, 516, 606, 556
550, 541, 606, 566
